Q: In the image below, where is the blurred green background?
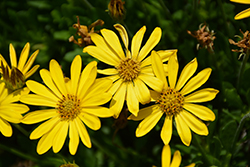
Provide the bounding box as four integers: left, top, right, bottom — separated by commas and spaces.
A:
0, 0, 250, 166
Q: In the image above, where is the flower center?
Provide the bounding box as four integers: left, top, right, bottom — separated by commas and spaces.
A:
116, 58, 140, 81
57, 94, 81, 121
156, 88, 184, 117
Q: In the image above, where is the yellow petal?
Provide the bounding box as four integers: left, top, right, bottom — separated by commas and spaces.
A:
18, 42, 30, 71
110, 82, 126, 118
82, 93, 112, 107
100, 29, 125, 59
161, 145, 171, 167
0, 83, 8, 102
0, 108, 23, 123
161, 116, 173, 145
140, 65, 154, 75
1, 104, 29, 114
131, 26, 146, 59
137, 27, 162, 62
79, 113, 101, 130
230, 0, 250, 4
75, 117, 91, 148
30, 117, 59, 140
50, 59, 68, 95
53, 121, 68, 153
105, 75, 120, 82
97, 68, 118, 75
134, 79, 151, 104
136, 108, 163, 137
180, 111, 208, 136
128, 105, 156, 121
9, 43, 17, 67
175, 114, 192, 146
0, 54, 10, 71
170, 150, 182, 167
150, 90, 161, 102
22, 109, 57, 124
24, 64, 40, 79
151, 50, 167, 88
185, 163, 196, 167
22, 50, 39, 75
183, 103, 215, 121
40, 69, 62, 99
0, 118, 12, 137
69, 120, 79, 155
175, 58, 197, 91
157, 49, 178, 62
181, 68, 211, 96
234, 8, 250, 20
184, 88, 219, 103
20, 94, 58, 107
127, 82, 139, 116
70, 55, 82, 95
108, 78, 123, 95
168, 54, 179, 89
26, 80, 59, 102
82, 107, 113, 118
114, 24, 129, 49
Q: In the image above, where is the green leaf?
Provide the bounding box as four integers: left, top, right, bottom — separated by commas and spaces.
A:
220, 120, 237, 151
222, 82, 243, 109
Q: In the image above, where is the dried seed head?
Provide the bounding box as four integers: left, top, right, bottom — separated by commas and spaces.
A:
107, 0, 126, 21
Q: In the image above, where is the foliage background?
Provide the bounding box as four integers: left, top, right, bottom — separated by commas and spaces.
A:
0, 0, 249, 166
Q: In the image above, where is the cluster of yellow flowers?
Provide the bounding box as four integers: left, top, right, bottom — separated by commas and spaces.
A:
0, 23, 220, 166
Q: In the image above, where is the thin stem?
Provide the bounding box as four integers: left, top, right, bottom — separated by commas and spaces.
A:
193, 134, 213, 166
13, 124, 29, 137
237, 50, 249, 90
157, 0, 171, 19
82, 0, 94, 9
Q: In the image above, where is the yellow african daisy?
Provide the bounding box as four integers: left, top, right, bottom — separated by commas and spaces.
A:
161, 145, 195, 167
0, 82, 29, 137
0, 42, 39, 92
129, 51, 219, 146
231, 0, 250, 20
20, 55, 113, 155
83, 24, 177, 118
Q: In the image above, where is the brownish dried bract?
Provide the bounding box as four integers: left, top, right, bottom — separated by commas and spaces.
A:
187, 23, 216, 53
229, 29, 250, 58
108, 0, 126, 21
69, 16, 104, 47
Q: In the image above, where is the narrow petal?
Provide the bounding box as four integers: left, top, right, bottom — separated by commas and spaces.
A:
110, 82, 126, 118
137, 27, 162, 62
0, 118, 12, 137
184, 103, 215, 121
40, 69, 62, 99
97, 68, 118, 75
184, 88, 219, 103
180, 111, 208, 136
230, 0, 250, 4
175, 58, 198, 91
134, 79, 151, 104
9, 43, 17, 67
150, 90, 161, 102
234, 8, 250, 20
25, 64, 40, 79
138, 74, 163, 93
170, 151, 182, 167
128, 105, 156, 121
22, 109, 57, 124
79, 113, 101, 130
75, 117, 91, 148
22, 50, 39, 75
108, 78, 123, 95
20, 94, 58, 107
53, 121, 68, 153
30, 117, 59, 140
71, 55, 82, 95
69, 120, 79, 155
185, 163, 196, 167
0, 104, 29, 114
131, 26, 146, 59
151, 51, 167, 88
50, 59, 68, 95
114, 24, 129, 49
168, 54, 179, 89
180, 68, 211, 95
140, 66, 154, 75
161, 116, 173, 145
175, 114, 192, 146
162, 145, 171, 167
82, 93, 112, 107
136, 108, 163, 137
0, 108, 23, 123
26, 80, 59, 102
101, 28, 125, 59
18, 42, 30, 71
82, 107, 113, 118
157, 49, 178, 62
127, 82, 139, 116
0, 54, 10, 71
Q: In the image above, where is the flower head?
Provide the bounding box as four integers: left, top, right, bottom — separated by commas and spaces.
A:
69, 16, 104, 47
0, 82, 29, 137
107, 0, 126, 21
0, 43, 39, 92
129, 52, 219, 146
83, 24, 177, 118
20, 55, 113, 155
230, 0, 250, 20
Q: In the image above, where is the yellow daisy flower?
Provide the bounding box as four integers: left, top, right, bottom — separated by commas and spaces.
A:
0, 82, 29, 137
129, 51, 219, 146
20, 55, 113, 155
231, 0, 250, 20
83, 24, 177, 118
161, 145, 195, 167
0, 42, 39, 92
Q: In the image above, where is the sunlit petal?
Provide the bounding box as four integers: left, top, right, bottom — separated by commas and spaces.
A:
127, 82, 139, 116
71, 55, 82, 95
22, 109, 57, 124
75, 117, 91, 148
82, 106, 114, 118
18, 42, 29, 71
69, 120, 79, 155
168, 54, 178, 89
114, 24, 129, 49
161, 116, 173, 145
9, 43, 17, 67
184, 88, 219, 103
134, 79, 151, 104
162, 145, 171, 167
0, 118, 12, 137
79, 113, 101, 130
170, 150, 182, 167
131, 26, 146, 59
175, 114, 192, 146
20, 94, 57, 107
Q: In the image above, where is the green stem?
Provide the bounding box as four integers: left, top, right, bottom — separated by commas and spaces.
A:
237, 50, 249, 90
231, 112, 250, 154
157, 0, 171, 19
193, 135, 213, 166
82, 0, 94, 9
13, 124, 29, 137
